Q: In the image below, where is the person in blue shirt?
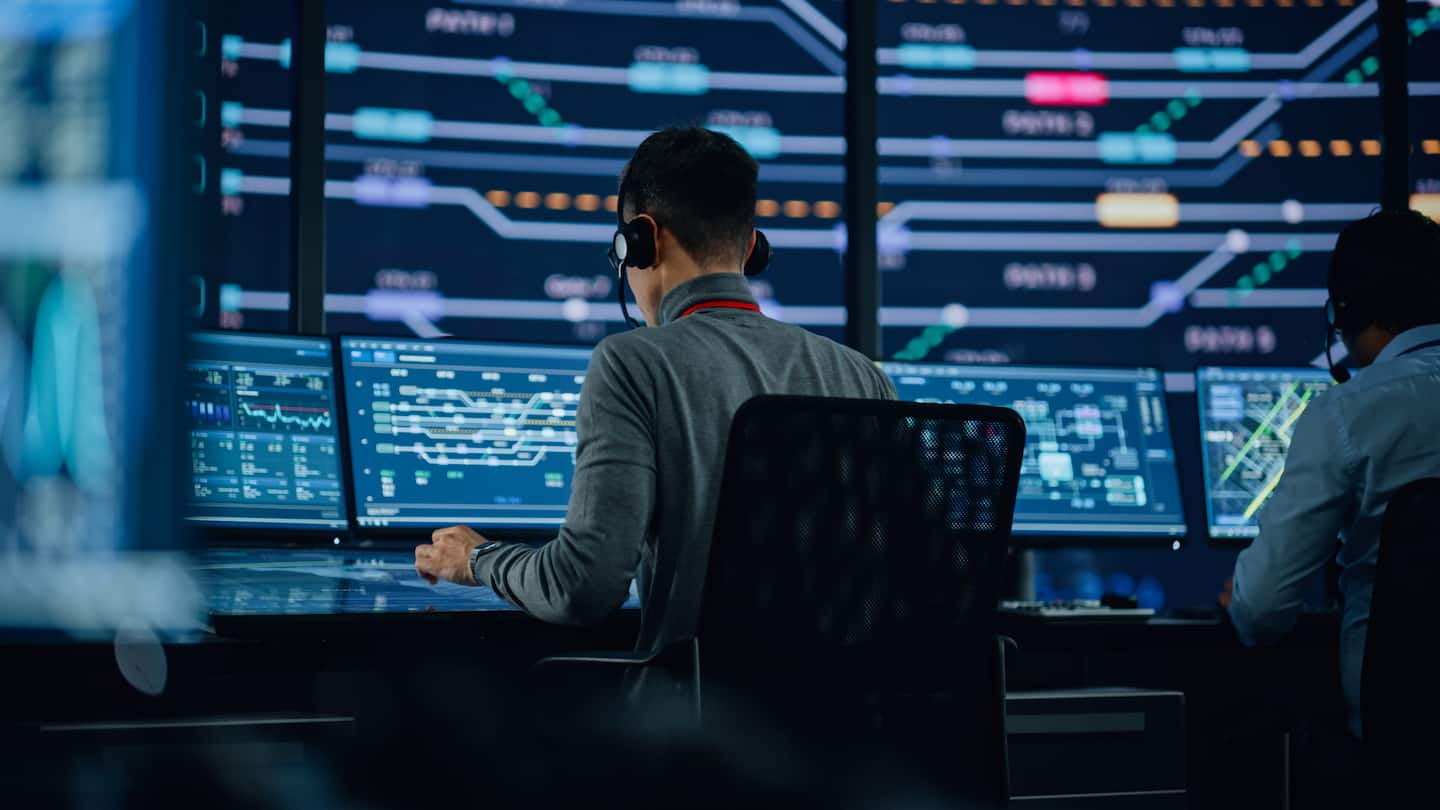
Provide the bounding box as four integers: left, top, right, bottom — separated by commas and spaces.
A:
1221, 209, 1440, 741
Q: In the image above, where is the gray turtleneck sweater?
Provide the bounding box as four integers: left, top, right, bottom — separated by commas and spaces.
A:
470, 272, 894, 649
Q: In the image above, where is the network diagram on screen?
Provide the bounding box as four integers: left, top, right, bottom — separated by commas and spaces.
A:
203, 1, 1440, 374
882, 363, 1188, 537
1197, 366, 1333, 538
187, 332, 348, 530
341, 338, 592, 529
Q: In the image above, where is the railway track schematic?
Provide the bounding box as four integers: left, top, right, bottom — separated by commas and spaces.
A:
197, 0, 295, 331
214, 0, 846, 343
1197, 366, 1333, 538
208, 1, 1435, 370
878, 0, 1413, 370
341, 338, 593, 529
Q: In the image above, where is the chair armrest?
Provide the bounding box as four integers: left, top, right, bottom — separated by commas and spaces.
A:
1000, 634, 1019, 658
534, 650, 660, 668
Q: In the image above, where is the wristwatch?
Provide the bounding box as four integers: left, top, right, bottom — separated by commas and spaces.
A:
469, 542, 505, 579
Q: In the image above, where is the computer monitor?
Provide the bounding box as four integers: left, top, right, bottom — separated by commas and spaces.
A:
2, 2, 203, 637
1196, 366, 1334, 540
879, 363, 1188, 540
186, 331, 349, 533
339, 337, 592, 532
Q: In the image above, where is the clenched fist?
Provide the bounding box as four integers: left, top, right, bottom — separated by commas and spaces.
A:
415, 525, 489, 586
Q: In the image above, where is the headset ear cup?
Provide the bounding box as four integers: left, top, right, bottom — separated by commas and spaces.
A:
744, 230, 772, 277
623, 218, 658, 269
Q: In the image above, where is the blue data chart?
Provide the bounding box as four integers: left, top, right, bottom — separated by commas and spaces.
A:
187, 332, 348, 530
1197, 366, 1333, 539
881, 363, 1188, 539
878, 2, 1389, 372
341, 337, 592, 529
216, 1, 846, 343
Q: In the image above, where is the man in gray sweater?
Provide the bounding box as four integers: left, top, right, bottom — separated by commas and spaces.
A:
415, 128, 893, 649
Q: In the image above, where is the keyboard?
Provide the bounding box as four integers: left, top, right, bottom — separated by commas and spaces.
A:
999, 600, 1156, 621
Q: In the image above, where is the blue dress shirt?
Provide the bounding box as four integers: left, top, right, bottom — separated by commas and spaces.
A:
1230, 323, 1440, 738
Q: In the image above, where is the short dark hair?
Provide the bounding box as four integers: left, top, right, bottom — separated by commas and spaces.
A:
1328, 209, 1440, 335
619, 128, 758, 267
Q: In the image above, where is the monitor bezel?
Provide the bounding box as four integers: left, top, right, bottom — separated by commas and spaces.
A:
185, 329, 355, 545
878, 360, 1192, 547
1193, 363, 1336, 546
335, 333, 594, 544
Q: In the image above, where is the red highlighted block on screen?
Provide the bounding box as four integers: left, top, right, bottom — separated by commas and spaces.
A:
1024, 72, 1109, 106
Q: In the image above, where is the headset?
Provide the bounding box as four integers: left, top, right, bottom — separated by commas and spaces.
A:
1324, 210, 1440, 384
608, 179, 772, 328
1323, 298, 1352, 384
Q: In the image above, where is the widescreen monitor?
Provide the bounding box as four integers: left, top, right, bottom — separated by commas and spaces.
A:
1197, 366, 1333, 539
881, 363, 1188, 540
1, 1, 201, 635
340, 337, 591, 531
186, 331, 349, 532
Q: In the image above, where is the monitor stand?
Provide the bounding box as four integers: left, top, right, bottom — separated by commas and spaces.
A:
1004, 549, 1037, 601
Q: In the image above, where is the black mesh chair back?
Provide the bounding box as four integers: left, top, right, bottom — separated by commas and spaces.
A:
1362, 477, 1440, 792
693, 395, 1025, 806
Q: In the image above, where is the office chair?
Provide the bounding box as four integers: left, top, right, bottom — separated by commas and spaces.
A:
540, 396, 1025, 807
1361, 477, 1440, 800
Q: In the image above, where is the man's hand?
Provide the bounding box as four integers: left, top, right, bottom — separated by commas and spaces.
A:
415, 525, 488, 586
1217, 577, 1234, 610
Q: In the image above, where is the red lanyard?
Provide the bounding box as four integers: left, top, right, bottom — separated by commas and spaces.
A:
678, 300, 761, 320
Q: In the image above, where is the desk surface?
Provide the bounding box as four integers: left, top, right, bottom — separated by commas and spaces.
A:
197, 547, 639, 618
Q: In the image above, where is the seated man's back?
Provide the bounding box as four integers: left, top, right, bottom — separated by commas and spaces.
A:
596, 273, 893, 649
1230, 209, 1440, 739
417, 128, 894, 649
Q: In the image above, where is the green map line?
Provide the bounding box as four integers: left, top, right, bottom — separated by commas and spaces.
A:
1275, 387, 1316, 437
494, 72, 565, 128
1239, 387, 1318, 521
1243, 468, 1285, 522
1220, 382, 1297, 483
